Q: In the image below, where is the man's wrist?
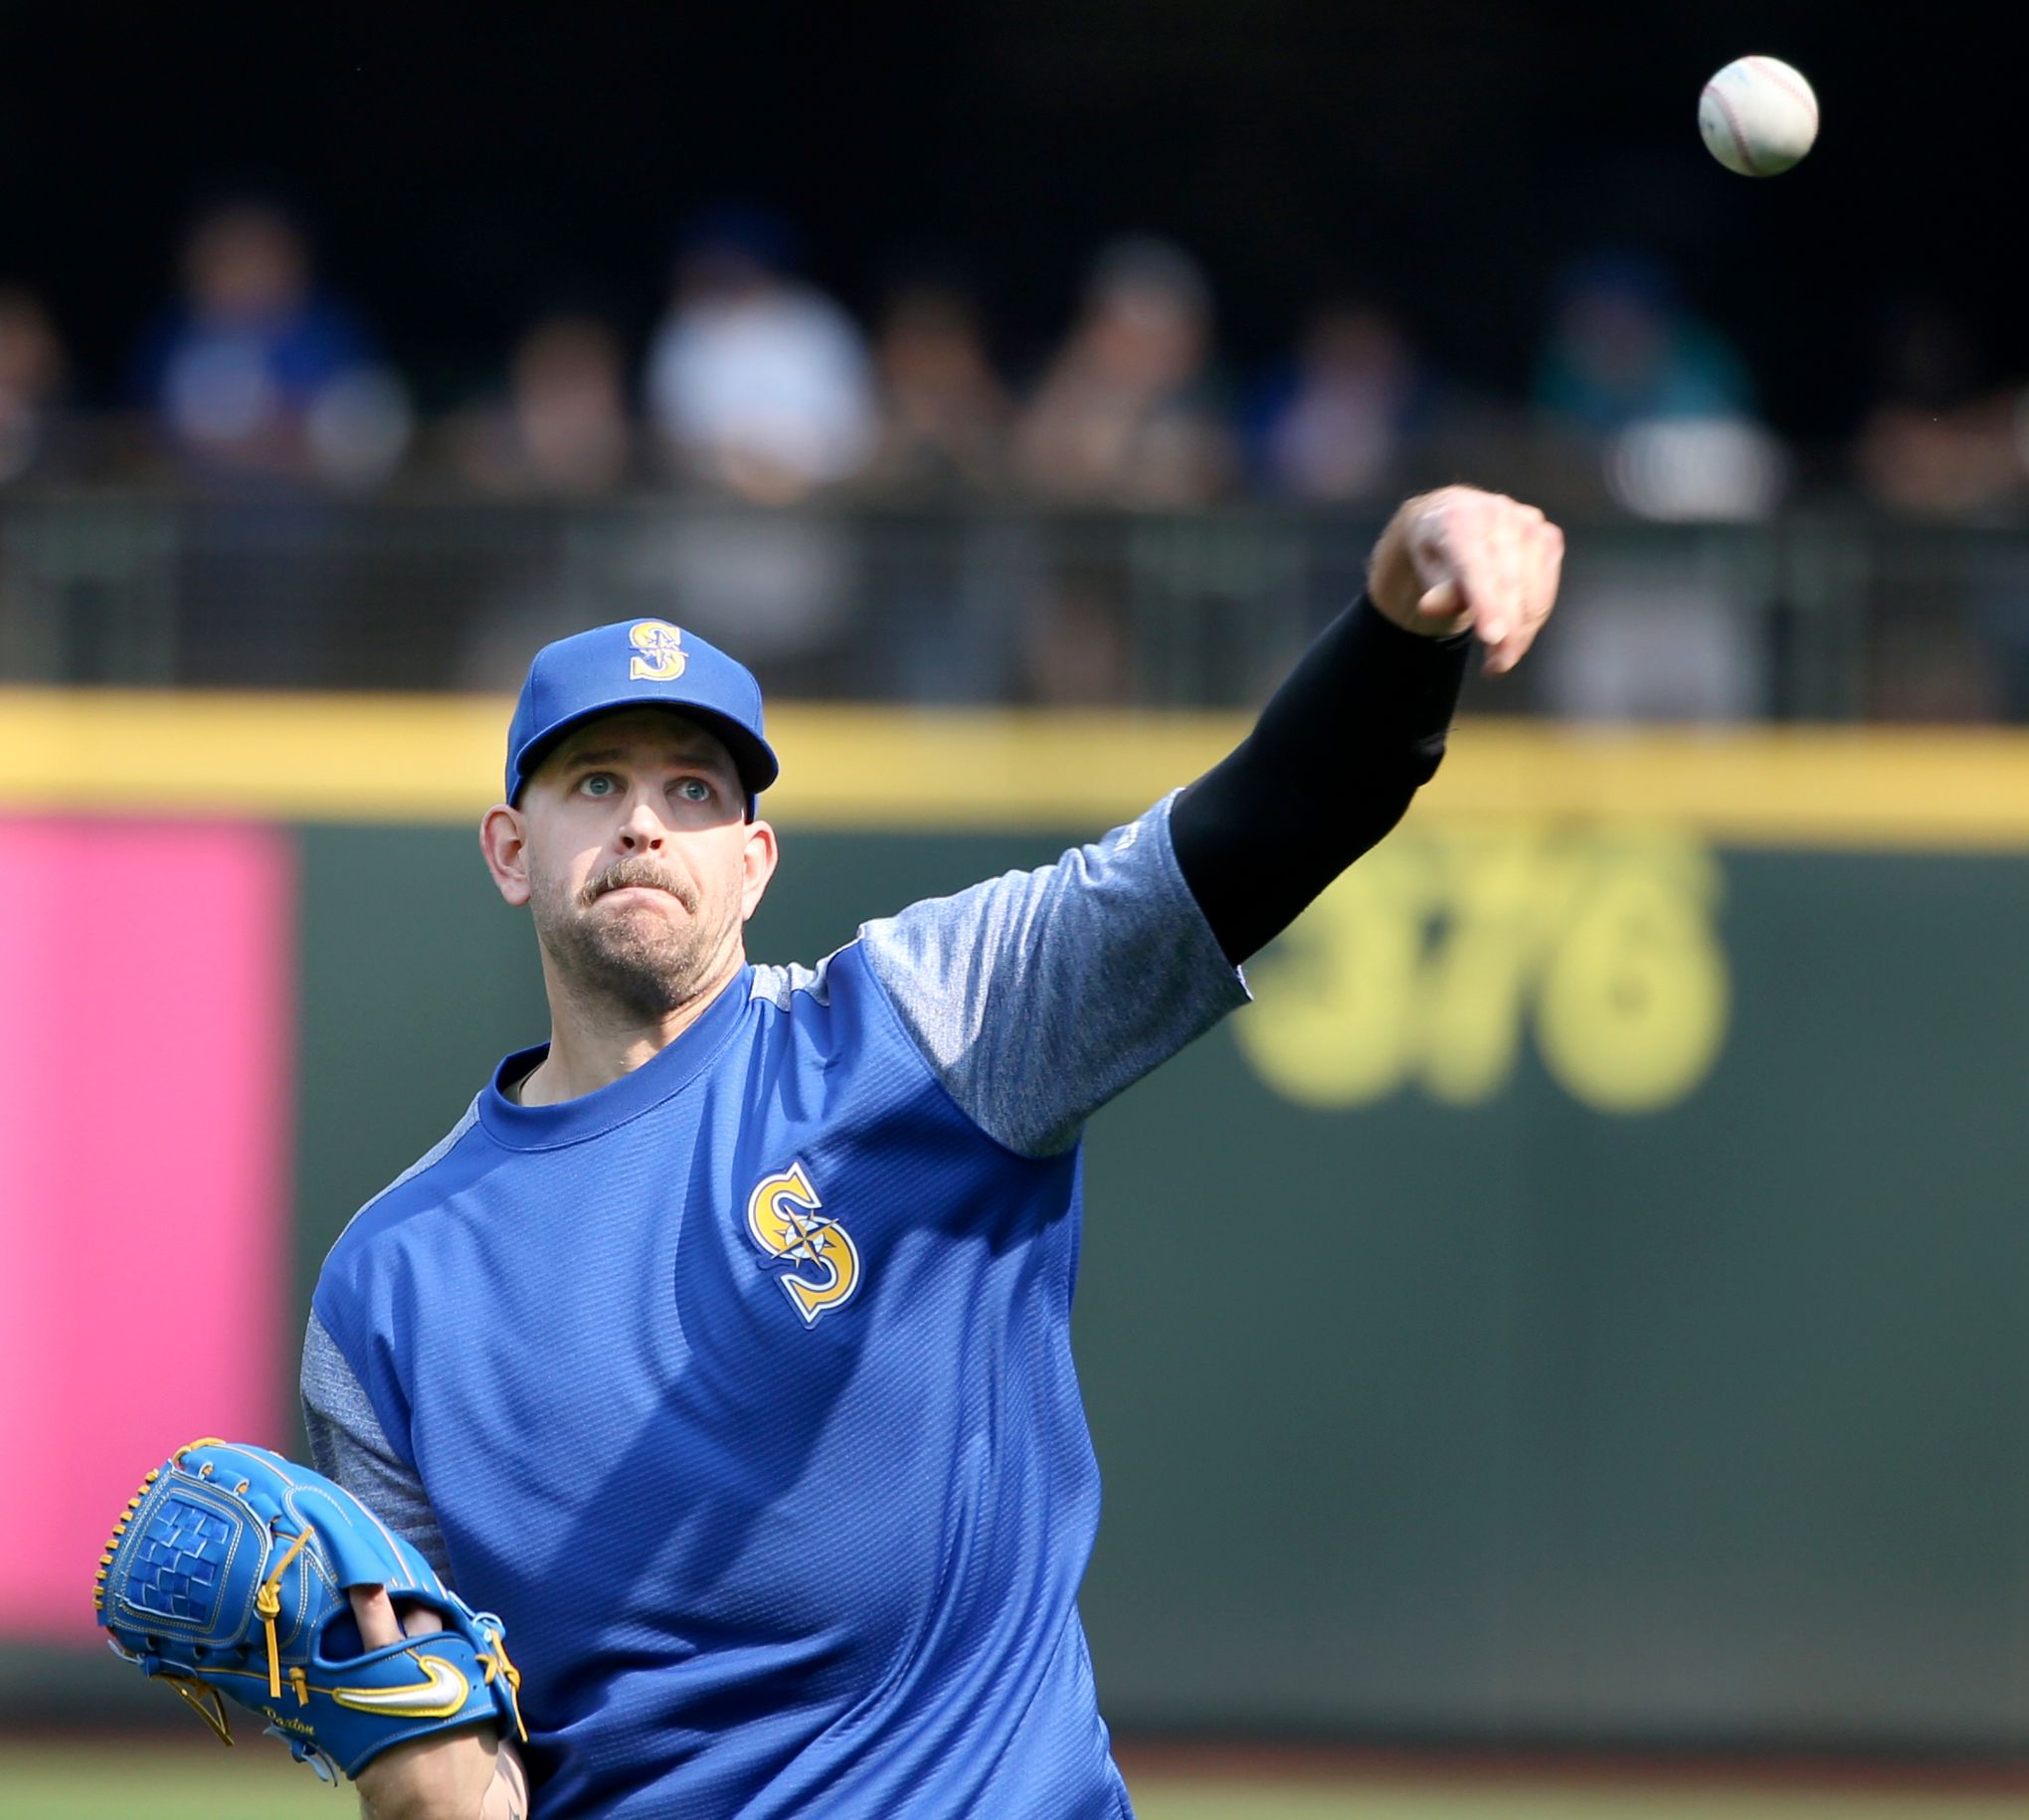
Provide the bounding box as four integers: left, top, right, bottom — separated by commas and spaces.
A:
353, 1725, 505, 1820
1355, 589, 1473, 649
1366, 490, 1449, 633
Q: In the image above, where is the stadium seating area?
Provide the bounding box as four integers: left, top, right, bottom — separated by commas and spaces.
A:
1, 202, 2024, 715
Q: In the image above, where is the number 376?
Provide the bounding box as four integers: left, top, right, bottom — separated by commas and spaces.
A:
1234, 823, 1730, 1116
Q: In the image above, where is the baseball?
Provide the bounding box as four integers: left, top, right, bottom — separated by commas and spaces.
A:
1699, 55, 1819, 177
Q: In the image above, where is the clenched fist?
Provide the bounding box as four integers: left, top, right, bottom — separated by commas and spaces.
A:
1368, 485, 1565, 674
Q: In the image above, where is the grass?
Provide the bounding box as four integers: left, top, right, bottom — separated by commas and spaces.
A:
4, 1741, 2025, 1818
1131, 1788, 2029, 1820
7, 1740, 336, 1819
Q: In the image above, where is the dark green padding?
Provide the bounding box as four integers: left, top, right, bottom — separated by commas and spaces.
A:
261, 823, 2029, 1752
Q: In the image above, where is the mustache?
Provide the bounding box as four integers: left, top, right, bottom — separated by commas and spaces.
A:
580, 856, 697, 912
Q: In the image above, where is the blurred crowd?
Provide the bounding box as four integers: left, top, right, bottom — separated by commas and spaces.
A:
14, 195, 2021, 517
2, 197, 2026, 717
0, 201, 1421, 507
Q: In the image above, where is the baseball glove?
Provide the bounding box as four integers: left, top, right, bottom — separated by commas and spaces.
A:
95, 1437, 525, 1783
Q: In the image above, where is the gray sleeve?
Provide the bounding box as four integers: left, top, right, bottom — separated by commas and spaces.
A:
300, 1309, 455, 1582
859, 791, 1250, 1157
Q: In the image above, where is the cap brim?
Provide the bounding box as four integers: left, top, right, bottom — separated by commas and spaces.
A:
512, 698, 779, 806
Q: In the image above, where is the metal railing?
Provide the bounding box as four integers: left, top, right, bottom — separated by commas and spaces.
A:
0, 488, 2021, 719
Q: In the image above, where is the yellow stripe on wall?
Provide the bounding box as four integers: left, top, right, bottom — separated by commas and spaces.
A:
1, 688, 2027, 848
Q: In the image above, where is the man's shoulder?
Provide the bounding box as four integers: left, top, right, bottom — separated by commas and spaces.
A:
743, 942, 928, 1065
745, 951, 845, 1014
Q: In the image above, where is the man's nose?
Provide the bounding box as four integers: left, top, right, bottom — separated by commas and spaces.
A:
616, 797, 666, 851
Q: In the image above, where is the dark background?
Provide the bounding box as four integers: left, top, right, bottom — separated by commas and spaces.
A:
0, 2, 2008, 435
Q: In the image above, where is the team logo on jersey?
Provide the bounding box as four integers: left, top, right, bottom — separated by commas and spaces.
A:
627, 620, 687, 682
746, 1161, 860, 1325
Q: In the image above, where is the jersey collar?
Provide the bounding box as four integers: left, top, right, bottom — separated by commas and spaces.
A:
477, 965, 753, 1150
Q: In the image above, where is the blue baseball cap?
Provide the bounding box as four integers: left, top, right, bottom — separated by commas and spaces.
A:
505, 619, 780, 810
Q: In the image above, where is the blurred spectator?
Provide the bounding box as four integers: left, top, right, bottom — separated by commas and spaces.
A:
1530, 255, 1780, 719
130, 199, 410, 488
1014, 236, 1233, 506
0, 287, 78, 483
1850, 302, 2029, 716
452, 314, 635, 496
645, 206, 877, 501
1012, 236, 1232, 704
1535, 254, 1784, 520
1854, 300, 2021, 519
639, 210, 872, 682
1249, 301, 1420, 503
850, 278, 1022, 699
863, 280, 1010, 494
1534, 251, 1755, 441
126, 199, 415, 685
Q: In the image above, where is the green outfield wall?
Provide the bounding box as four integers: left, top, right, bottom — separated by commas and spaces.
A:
6, 700, 2027, 1752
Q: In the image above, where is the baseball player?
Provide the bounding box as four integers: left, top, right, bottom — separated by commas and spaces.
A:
305, 486, 1562, 1818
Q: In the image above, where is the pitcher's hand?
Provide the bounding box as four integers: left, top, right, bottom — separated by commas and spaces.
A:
1368, 485, 1565, 674
349, 1587, 528, 1820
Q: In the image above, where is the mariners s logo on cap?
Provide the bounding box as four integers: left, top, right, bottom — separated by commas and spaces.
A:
505, 618, 779, 807
628, 622, 686, 682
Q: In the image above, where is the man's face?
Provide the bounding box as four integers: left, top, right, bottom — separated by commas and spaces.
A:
487, 709, 777, 1020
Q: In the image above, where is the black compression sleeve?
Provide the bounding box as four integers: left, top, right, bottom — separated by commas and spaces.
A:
1171, 595, 1472, 965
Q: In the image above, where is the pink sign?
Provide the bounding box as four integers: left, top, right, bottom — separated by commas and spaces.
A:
0, 819, 293, 1642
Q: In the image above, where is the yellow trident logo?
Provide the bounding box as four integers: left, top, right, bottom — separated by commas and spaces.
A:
628, 621, 687, 682
746, 1161, 860, 1326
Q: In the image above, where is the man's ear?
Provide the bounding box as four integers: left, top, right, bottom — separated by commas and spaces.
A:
480, 804, 532, 907
740, 819, 780, 923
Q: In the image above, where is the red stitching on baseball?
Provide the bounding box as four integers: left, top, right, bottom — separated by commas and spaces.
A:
1705, 83, 1762, 175
1745, 57, 1819, 128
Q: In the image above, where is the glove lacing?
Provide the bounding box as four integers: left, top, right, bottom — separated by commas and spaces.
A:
254, 1524, 315, 1699
472, 1614, 529, 1741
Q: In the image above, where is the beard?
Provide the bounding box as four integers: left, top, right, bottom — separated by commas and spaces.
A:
529, 850, 741, 1021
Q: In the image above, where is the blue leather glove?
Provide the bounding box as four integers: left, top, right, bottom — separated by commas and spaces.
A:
96, 1437, 525, 1782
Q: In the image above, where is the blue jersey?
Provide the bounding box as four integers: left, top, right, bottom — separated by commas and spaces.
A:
303, 798, 1246, 1818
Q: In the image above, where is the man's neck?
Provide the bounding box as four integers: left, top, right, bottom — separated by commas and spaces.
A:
518, 950, 744, 1107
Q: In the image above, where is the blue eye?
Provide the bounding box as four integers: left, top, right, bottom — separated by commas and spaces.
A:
676, 779, 711, 803
582, 774, 618, 797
